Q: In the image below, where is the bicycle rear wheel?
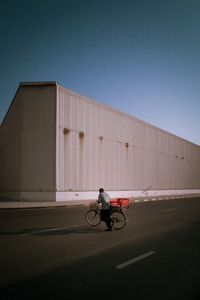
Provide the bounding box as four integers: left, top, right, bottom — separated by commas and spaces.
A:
110, 211, 126, 230
86, 209, 101, 226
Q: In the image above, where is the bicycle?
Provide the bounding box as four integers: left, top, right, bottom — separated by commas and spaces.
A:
86, 198, 130, 230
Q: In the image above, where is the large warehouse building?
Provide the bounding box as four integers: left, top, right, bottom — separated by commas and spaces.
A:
0, 82, 200, 202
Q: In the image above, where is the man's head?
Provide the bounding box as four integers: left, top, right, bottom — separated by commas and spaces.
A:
99, 188, 104, 193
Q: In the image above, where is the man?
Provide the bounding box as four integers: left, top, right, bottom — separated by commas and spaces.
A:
97, 188, 112, 231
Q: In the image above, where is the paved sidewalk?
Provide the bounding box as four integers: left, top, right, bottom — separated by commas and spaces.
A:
0, 199, 92, 209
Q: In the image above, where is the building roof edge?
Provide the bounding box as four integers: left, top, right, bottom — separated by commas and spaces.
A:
20, 81, 57, 87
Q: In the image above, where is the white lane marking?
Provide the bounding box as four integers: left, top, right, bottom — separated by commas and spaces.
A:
21, 225, 78, 236
116, 251, 155, 270
162, 208, 178, 212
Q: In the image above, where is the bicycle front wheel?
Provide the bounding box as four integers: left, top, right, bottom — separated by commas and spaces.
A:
86, 209, 101, 226
110, 211, 126, 230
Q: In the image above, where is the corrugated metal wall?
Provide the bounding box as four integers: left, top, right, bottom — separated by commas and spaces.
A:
1, 82, 200, 201
0, 83, 56, 197
56, 85, 200, 192
21, 84, 56, 191
0, 87, 23, 192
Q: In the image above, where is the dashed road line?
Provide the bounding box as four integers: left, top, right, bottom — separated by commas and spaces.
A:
21, 225, 79, 236
116, 251, 155, 270
162, 208, 178, 212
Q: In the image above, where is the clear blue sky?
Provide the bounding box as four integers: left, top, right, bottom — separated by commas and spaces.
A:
0, 0, 199, 145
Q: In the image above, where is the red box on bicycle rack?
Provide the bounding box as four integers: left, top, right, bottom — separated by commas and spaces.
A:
110, 198, 129, 208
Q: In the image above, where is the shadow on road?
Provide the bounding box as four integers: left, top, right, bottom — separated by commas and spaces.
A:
0, 224, 108, 236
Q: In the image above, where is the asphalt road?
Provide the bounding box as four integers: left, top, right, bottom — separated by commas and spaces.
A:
0, 197, 200, 300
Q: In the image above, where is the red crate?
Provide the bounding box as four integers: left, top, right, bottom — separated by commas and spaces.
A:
110, 198, 129, 208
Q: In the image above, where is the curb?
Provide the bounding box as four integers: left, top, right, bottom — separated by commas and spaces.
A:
0, 201, 90, 210
0, 204, 86, 210
0, 195, 199, 210
131, 194, 200, 203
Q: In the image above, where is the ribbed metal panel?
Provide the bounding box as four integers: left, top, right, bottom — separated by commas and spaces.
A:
1, 82, 199, 202
56, 85, 200, 192
0, 84, 56, 194
21, 85, 56, 191
0, 87, 23, 191
1, 82, 200, 202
